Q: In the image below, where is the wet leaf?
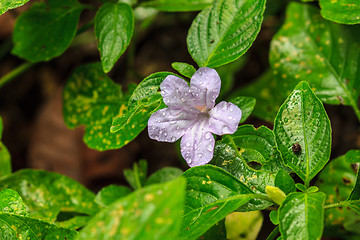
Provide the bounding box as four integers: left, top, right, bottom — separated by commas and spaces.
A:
0, 189, 28, 216
179, 165, 256, 240
270, 2, 360, 120
95, 2, 134, 73
274, 81, 331, 186
0, 169, 99, 223
320, 0, 360, 24
187, 0, 266, 68
95, 185, 132, 207
171, 62, 196, 78
141, 0, 213, 11
279, 191, 326, 240
124, 160, 148, 190
0, 116, 11, 177
145, 167, 183, 186
0, 0, 30, 14
12, 0, 82, 62
229, 96, 256, 123
275, 169, 296, 195
0, 213, 77, 239
76, 177, 186, 240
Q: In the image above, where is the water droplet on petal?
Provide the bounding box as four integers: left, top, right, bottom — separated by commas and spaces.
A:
159, 130, 163, 134
162, 112, 166, 116
207, 145, 213, 151
200, 81, 203, 85
228, 116, 233, 120
205, 132, 211, 140
198, 153, 202, 158
171, 137, 176, 141
186, 142, 191, 147
164, 132, 167, 137
170, 121, 176, 125
222, 126, 230, 133
229, 107, 233, 112
188, 158, 192, 163
176, 126, 180, 130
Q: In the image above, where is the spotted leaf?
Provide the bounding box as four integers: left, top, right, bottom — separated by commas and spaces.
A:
0, 0, 30, 14
320, 0, 360, 25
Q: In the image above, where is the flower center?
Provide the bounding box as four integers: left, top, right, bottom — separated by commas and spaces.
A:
195, 105, 210, 116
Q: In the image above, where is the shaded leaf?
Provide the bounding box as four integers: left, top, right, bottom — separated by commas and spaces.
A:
95, 185, 132, 207
179, 165, 256, 240
229, 96, 256, 123
0, 116, 11, 177
0, 169, 99, 223
172, 62, 196, 78
95, 2, 134, 73
187, 0, 266, 68
0, 189, 28, 216
145, 167, 183, 186
76, 177, 186, 240
225, 211, 263, 240
0, 0, 30, 15
320, 0, 360, 25
12, 1, 82, 62
198, 219, 226, 240
270, 2, 360, 120
274, 81, 331, 186
141, 0, 213, 12
124, 160, 148, 190
279, 192, 326, 240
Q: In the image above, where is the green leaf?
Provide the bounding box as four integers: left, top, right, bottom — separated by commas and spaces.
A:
345, 149, 360, 163
0, 189, 28, 216
140, 0, 212, 12
316, 152, 360, 238
0, 0, 30, 15
320, 0, 360, 24
270, 2, 360, 120
0, 169, 99, 223
95, 2, 134, 73
145, 167, 183, 186
187, 0, 266, 68
95, 185, 132, 207
0, 213, 77, 239
279, 192, 326, 240
229, 96, 256, 123
76, 177, 186, 240
269, 210, 279, 225
274, 81, 332, 186
124, 160, 148, 190
233, 71, 284, 122
347, 166, 360, 213
179, 165, 256, 240
12, 1, 82, 62
296, 183, 307, 193
198, 219, 226, 240
171, 62, 196, 78
275, 169, 296, 195
0, 116, 11, 177
63, 63, 129, 150
212, 125, 285, 195
225, 211, 263, 240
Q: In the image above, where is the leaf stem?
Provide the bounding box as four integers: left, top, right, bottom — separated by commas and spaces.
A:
324, 199, 360, 210
266, 226, 280, 240
0, 62, 35, 88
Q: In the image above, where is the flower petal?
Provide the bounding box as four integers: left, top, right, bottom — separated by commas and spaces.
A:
160, 75, 198, 113
148, 108, 198, 142
180, 119, 215, 167
190, 67, 221, 109
208, 101, 242, 135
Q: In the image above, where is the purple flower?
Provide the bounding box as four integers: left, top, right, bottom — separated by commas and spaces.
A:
148, 67, 242, 167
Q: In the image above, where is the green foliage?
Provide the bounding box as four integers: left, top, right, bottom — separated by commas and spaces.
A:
12, 0, 82, 62
0, 189, 28, 216
319, 0, 360, 24
0, 0, 30, 15
279, 192, 326, 240
275, 169, 296, 195
270, 2, 360, 120
76, 177, 186, 240
145, 167, 183, 186
229, 96, 256, 123
187, 0, 266, 68
95, 185, 132, 207
141, 0, 213, 11
124, 160, 148, 190
171, 62, 196, 78
95, 2, 134, 73
0, 169, 99, 223
0, 116, 11, 177
274, 81, 331, 186
179, 165, 256, 240
225, 211, 263, 240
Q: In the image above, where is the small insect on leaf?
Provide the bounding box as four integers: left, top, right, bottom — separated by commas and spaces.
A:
206, 205, 219, 213
292, 143, 301, 154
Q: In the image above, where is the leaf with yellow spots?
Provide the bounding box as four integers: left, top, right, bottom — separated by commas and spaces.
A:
0, 213, 77, 239
0, 116, 11, 177
0, 0, 30, 15
76, 177, 186, 240
179, 165, 261, 240
0, 169, 99, 224
0, 189, 28, 216
320, 0, 360, 24
270, 2, 360, 121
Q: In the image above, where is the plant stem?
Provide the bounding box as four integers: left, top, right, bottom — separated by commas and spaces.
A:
0, 62, 35, 88
266, 226, 280, 240
324, 199, 360, 210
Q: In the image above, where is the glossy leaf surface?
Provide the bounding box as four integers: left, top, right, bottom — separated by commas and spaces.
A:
187, 0, 266, 68
171, 62, 196, 78
270, 3, 360, 120
95, 185, 132, 207
179, 165, 255, 240
229, 96, 256, 123
0, 189, 28, 216
0, 0, 30, 14
95, 2, 134, 73
274, 81, 331, 185
12, 1, 82, 62
0, 169, 98, 222
0, 117, 11, 177
320, 0, 360, 24
275, 169, 296, 195
279, 192, 326, 240
76, 177, 186, 240
141, 0, 213, 11
145, 167, 183, 186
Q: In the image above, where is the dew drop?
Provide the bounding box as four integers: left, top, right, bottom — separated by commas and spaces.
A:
198, 153, 202, 158
181, 98, 185, 102
228, 116, 233, 120
162, 112, 166, 116
229, 107, 233, 112
188, 158, 192, 163
176, 126, 180, 130
200, 81, 203, 85
207, 145, 213, 151
186, 142, 191, 147
171, 137, 176, 141
222, 126, 230, 133
170, 121, 176, 125
164, 132, 168, 137
205, 132, 211, 140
